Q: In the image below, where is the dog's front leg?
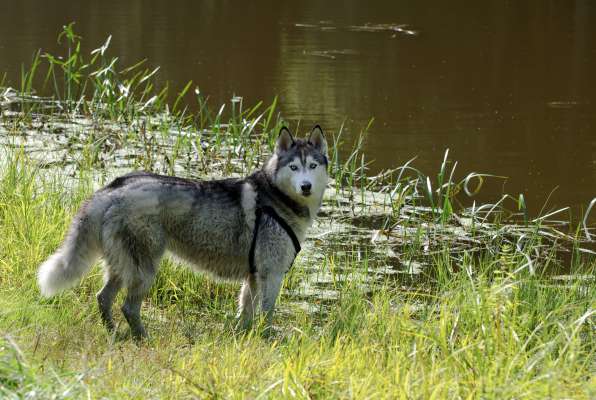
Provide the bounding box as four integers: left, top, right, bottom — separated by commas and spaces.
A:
260, 271, 285, 328
236, 273, 258, 330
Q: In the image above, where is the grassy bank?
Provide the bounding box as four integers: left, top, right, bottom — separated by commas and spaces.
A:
0, 154, 594, 398
1, 26, 595, 399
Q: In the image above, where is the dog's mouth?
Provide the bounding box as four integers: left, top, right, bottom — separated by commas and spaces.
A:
301, 190, 312, 197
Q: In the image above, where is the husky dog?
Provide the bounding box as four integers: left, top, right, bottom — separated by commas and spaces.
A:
37, 126, 328, 338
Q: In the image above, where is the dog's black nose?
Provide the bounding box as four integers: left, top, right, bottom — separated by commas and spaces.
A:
301, 182, 312, 194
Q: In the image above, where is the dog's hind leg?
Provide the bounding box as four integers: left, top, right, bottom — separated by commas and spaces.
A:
121, 265, 157, 340
96, 272, 122, 332
118, 242, 163, 340
102, 219, 164, 340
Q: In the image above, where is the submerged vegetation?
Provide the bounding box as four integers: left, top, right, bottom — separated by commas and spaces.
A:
1, 25, 595, 398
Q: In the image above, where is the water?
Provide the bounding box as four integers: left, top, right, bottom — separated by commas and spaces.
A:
3, 90, 591, 307
0, 0, 595, 220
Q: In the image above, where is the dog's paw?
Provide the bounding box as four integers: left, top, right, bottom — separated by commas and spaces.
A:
234, 316, 253, 333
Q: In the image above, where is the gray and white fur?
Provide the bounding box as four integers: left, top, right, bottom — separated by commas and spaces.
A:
37, 126, 328, 338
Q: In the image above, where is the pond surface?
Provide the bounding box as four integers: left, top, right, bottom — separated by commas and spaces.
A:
0, 0, 595, 219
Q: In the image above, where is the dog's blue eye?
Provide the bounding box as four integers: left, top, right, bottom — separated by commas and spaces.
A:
309, 163, 317, 169
289, 165, 298, 171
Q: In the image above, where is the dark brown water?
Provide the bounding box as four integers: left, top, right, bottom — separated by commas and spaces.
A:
1, 1, 595, 221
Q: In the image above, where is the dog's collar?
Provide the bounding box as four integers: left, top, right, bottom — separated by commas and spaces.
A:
249, 205, 301, 274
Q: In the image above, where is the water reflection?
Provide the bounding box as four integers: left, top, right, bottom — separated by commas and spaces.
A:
0, 0, 594, 219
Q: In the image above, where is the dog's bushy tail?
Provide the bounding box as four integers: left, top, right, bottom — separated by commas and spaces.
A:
38, 208, 99, 297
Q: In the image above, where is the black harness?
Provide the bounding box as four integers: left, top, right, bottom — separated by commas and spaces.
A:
248, 205, 301, 274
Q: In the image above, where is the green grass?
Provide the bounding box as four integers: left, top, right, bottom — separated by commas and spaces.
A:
1, 25, 595, 399
1, 144, 595, 399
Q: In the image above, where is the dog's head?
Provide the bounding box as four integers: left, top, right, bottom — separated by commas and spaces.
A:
266, 125, 329, 208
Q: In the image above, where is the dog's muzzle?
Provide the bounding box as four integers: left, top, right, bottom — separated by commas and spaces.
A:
301, 182, 312, 196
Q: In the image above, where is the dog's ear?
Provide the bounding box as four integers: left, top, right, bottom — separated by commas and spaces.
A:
276, 127, 295, 153
308, 125, 328, 157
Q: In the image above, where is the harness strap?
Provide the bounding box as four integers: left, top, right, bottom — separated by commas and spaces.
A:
249, 206, 301, 274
